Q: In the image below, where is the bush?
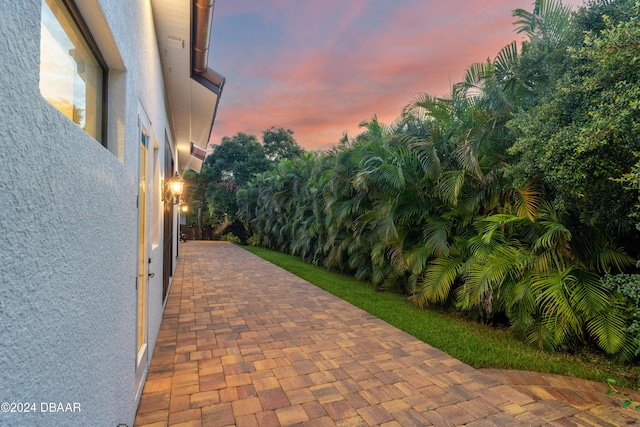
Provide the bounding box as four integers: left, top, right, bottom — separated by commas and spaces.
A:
220, 232, 241, 244
246, 235, 261, 247
602, 272, 640, 357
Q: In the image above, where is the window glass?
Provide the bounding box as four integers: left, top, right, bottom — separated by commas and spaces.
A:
40, 0, 104, 144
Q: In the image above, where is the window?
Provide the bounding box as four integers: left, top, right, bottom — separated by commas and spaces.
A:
40, 0, 107, 145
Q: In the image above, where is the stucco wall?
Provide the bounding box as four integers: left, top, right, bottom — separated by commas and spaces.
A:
0, 1, 177, 426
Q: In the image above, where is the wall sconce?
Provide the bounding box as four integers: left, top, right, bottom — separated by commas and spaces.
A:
180, 201, 189, 214
165, 172, 185, 205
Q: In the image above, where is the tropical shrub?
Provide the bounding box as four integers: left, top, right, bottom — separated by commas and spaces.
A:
602, 272, 640, 357
220, 232, 241, 245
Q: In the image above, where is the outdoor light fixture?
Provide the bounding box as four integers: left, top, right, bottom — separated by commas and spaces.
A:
180, 201, 189, 214
165, 172, 185, 205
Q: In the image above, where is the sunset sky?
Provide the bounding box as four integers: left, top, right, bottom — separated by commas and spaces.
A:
208, 0, 584, 151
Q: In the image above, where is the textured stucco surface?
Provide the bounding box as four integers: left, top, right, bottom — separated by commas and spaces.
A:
0, 1, 178, 426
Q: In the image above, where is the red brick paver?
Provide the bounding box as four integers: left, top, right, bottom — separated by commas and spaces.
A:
135, 242, 640, 426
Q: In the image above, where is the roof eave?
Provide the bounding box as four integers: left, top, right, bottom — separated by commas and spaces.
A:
151, 0, 225, 173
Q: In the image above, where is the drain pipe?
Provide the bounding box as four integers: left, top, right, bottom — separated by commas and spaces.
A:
193, 0, 213, 73
192, 0, 226, 91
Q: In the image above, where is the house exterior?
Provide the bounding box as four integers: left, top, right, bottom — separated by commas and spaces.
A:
0, 1, 224, 426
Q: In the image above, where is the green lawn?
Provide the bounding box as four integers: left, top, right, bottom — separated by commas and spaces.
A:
244, 245, 640, 390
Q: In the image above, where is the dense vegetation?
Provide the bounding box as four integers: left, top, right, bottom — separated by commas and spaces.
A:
233, 0, 640, 361
182, 127, 303, 238
245, 246, 640, 389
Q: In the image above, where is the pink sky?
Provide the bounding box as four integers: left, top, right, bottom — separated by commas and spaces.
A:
208, 0, 584, 151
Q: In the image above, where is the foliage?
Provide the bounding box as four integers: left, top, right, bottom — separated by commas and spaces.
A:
183, 166, 217, 230
220, 232, 241, 244
625, 158, 640, 227
46, 97, 85, 128
236, 0, 640, 360
246, 234, 261, 247
607, 378, 640, 409
262, 126, 304, 162
507, 0, 640, 235
207, 133, 272, 186
602, 272, 640, 357
512, 0, 573, 47
183, 128, 304, 233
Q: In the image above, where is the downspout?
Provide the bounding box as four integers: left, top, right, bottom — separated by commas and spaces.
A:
191, 0, 225, 156
192, 0, 226, 91
193, 0, 213, 74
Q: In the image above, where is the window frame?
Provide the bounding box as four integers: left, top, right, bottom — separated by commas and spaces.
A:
41, 0, 109, 147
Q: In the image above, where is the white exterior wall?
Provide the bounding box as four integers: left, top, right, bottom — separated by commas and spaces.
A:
0, 1, 178, 426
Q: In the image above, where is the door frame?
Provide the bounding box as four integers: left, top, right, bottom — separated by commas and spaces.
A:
135, 108, 152, 396
162, 132, 174, 303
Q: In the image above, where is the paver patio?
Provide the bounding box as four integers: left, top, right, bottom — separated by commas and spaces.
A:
134, 241, 640, 426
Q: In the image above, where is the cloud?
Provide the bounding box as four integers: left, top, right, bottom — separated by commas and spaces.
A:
210, 0, 585, 151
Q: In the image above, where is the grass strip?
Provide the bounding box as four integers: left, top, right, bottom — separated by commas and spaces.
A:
244, 245, 639, 390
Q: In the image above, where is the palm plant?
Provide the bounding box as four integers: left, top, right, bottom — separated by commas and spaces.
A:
512, 0, 573, 46
458, 203, 634, 355
290, 153, 328, 264
323, 145, 372, 275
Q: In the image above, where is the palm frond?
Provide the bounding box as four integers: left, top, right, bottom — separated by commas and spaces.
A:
586, 305, 628, 355
438, 170, 465, 206
505, 275, 537, 332
494, 41, 519, 79
523, 321, 558, 351
589, 240, 635, 274
461, 244, 522, 309
574, 271, 610, 316
404, 245, 431, 276
453, 61, 493, 99
512, 0, 572, 45
413, 256, 464, 306
532, 268, 582, 343
513, 183, 542, 222
422, 219, 452, 259
533, 206, 571, 252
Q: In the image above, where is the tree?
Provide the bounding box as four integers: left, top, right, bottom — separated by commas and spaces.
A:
183, 166, 215, 235
208, 132, 272, 185
507, 0, 640, 236
262, 126, 304, 162
205, 133, 271, 229
181, 132, 272, 240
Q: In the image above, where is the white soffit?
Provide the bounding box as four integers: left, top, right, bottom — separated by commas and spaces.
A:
151, 0, 219, 172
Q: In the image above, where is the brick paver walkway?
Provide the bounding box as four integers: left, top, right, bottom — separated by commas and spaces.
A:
134, 241, 640, 426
